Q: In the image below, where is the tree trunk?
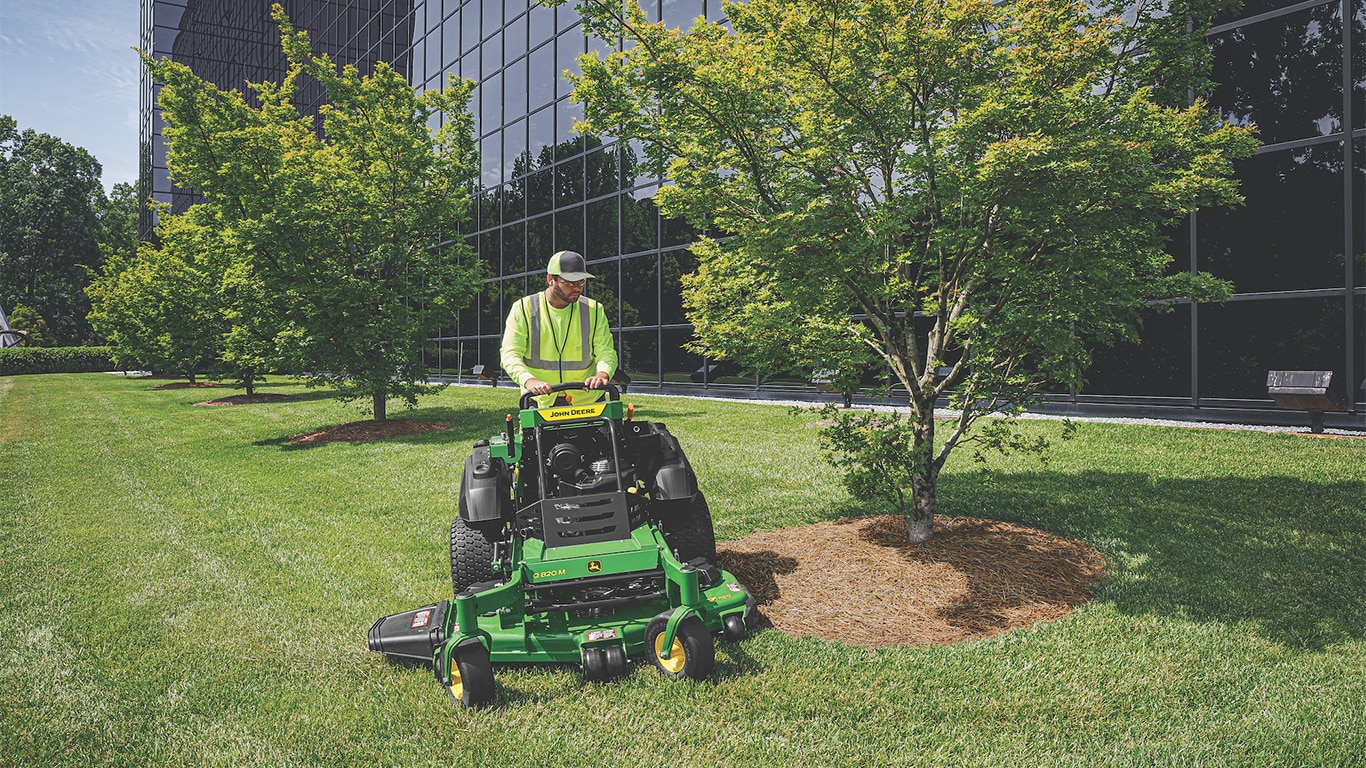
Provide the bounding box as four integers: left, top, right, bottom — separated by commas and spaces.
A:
244, 372, 255, 397
907, 404, 938, 543
373, 389, 387, 421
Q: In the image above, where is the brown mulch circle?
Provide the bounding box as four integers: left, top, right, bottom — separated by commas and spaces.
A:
193, 394, 299, 407
288, 419, 449, 444
717, 515, 1106, 649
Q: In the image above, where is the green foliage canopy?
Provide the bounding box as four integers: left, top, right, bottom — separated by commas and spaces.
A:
0, 115, 107, 345
564, 0, 1259, 539
138, 5, 483, 417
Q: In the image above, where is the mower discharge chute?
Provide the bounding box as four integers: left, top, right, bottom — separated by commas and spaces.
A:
368, 383, 757, 708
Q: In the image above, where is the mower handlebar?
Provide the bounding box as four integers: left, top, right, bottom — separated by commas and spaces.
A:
519, 382, 620, 410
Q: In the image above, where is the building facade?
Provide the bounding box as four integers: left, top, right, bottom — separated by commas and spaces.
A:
141, 0, 1365, 426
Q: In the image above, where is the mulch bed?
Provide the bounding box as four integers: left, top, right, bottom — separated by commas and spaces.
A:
717, 514, 1106, 648
193, 394, 299, 407
288, 419, 449, 444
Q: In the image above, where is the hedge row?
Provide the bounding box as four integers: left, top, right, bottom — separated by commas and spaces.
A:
0, 347, 117, 376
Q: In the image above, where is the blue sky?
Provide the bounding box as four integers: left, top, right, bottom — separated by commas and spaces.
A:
0, 0, 140, 194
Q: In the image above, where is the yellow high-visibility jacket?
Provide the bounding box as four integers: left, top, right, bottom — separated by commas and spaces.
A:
500, 291, 617, 407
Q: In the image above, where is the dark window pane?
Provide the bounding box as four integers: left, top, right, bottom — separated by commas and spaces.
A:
504, 117, 527, 179
661, 212, 694, 248
481, 130, 502, 187
621, 193, 658, 254
502, 176, 526, 223
706, 0, 724, 22
503, 221, 527, 275
556, 205, 585, 254
620, 329, 659, 379
526, 168, 553, 215
444, 10, 460, 64
1164, 216, 1192, 277
555, 156, 585, 206
1083, 309, 1191, 398
1209, 5, 1342, 145
1356, 139, 1366, 290
527, 213, 554, 266
622, 253, 659, 326
585, 259, 621, 326
660, 249, 697, 325
529, 104, 554, 160
555, 98, 585, 154
1199, 296, 1350, 400
585, 197, 619, 261
1216, 0, 1321, 25
661, 328, 702, 384
585, 144, 620, 198
427, 30, 443, 74
1197, 144, 1344, 292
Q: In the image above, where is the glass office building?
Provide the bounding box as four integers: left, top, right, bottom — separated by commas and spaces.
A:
141, 0, 1365, 427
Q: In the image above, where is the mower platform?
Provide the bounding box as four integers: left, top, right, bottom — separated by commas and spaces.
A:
369, 383, 756, 708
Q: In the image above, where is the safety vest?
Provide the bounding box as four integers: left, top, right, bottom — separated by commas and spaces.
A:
512, 294, 608, 406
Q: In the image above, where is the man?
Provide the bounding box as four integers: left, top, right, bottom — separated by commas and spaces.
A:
500, 250, 618, 407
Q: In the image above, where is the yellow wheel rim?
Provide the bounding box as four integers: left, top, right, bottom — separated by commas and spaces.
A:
448, 657, 465, 700
654, 633, 686, 674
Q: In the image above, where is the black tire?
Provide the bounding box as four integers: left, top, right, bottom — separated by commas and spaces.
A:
655, 492, 717, 564
722, 613, 747, 642
644, 614, 715, 680
582, 647, 607, 682
446, 642, 496, 709
450, 514, 501, 595
603, 644, 628, 678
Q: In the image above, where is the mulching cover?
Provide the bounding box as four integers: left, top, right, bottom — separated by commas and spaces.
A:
718, 515, 1106, 648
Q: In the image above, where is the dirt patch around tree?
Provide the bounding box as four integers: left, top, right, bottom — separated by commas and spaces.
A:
288, 419, 449, 444
148, 381, 223, 390
717, 515, 1106, 648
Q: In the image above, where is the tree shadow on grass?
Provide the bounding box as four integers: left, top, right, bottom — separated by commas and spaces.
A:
253, 406, 508, 451
935, 470, 1366, 649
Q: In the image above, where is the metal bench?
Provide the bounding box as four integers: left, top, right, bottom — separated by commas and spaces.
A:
1266, 370, 1344, 434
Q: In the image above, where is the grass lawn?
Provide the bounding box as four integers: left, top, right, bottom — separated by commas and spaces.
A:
2, 372, 1363, 767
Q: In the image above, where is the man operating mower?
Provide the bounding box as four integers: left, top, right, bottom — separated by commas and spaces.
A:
500, 250, 618, 408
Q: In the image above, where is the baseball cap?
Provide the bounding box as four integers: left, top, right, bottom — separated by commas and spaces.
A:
546, 250, 594, 281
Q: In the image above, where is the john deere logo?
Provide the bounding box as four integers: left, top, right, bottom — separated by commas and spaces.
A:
587, 560, 602, 573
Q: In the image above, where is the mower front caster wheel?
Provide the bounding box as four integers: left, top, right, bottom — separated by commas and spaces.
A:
645, 615, 715, 680
722, 613, 747, 642
446, 643, 495, 710
583, 644, 629, 682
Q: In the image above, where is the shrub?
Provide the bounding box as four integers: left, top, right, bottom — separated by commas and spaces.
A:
0, 346, 116, 376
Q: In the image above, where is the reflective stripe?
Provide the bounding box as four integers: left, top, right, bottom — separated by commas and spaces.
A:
523, 294, 593, 370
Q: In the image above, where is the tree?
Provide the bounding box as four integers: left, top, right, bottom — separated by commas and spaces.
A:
4, 304, 52, 348
142, 4, 483, 419
86, 204, 224, 380
0, 115, 106, 345
564, 0, 1258, 540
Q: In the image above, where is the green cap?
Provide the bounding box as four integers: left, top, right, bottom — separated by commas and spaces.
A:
547, 250, 594, 281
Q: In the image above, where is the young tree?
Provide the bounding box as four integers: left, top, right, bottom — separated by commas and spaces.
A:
86, 205, 224, 381
563, 0, 1258, 540
142, 4, 482, 419
0, 115, 106, 345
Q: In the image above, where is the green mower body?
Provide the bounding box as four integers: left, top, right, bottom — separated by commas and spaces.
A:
368, 384, 756, 708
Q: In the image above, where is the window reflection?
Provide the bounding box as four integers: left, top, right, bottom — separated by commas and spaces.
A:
1196, 143, 1344, 292
1209, 4, 1341, 145
1199, 297, 1347, 399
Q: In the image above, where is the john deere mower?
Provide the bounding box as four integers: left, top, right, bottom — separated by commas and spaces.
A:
368, 383, 757, 708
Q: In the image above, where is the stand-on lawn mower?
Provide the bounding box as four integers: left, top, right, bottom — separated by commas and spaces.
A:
368, 383, 757, 708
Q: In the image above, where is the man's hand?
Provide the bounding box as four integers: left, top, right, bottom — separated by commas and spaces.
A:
584, 372, 610, 390
524, 377, 552, 395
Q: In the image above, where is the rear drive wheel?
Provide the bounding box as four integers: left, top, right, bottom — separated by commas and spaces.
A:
450, 515, 502, 595
644, 614, 715, 680
446, 642, 495, 709
655, 492, 717, 564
